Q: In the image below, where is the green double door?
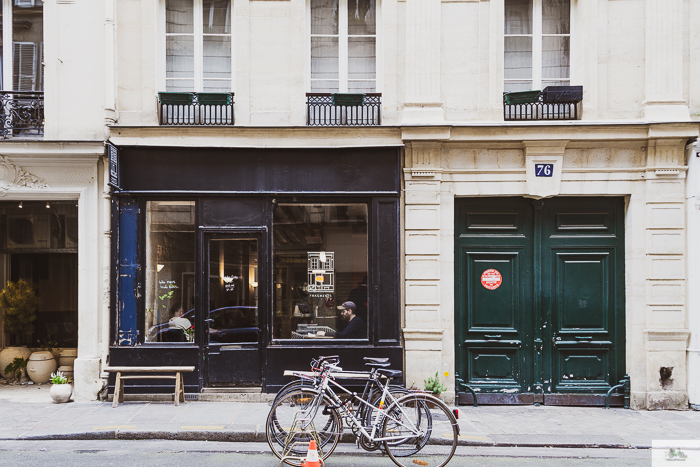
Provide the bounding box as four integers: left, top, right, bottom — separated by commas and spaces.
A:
455, 197, 626, 405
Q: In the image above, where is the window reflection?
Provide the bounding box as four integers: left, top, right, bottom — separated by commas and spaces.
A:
145, 201, 195, 343
273, 204, 368, 340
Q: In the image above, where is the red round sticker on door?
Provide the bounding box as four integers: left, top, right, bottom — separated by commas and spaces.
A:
481, 269, 502, 290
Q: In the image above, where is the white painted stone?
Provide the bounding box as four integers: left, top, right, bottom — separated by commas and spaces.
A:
647, 231, 685, 255
405, 307, 440, 328
405, 281, 440, 305
646, 204, 684, 229
406, 206, 440, 230
648, 307, 685, 327
647, 257, 685, 280
646, 281, 685, 306
406, 257, 440, 280
406, 232, 439, 255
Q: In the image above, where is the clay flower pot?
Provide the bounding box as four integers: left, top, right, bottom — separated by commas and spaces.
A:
0, 346, 32, 379
50, 383, 73, 403
27, 351, 57, 384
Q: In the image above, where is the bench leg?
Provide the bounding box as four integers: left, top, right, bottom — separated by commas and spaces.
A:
174, 372, 181, 406
112, 372, 121, 408
179, 373, 186, 403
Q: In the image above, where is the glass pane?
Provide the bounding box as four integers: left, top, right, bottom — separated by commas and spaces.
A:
166, 79, 195, 92
310, 80, 339, 92
167, 0, 194, 34
203, 0, 231, 34
504, 80, 533, 92
203, 36, 231, 79
311, 0, 338, 35
2, 201, 78, 347
208, 239, 259, 344
12, 1, 43, 91
203, 79, 232, 92
504, 36, 532, 80
542, 36, 570, 79
348, 0, 375, 35
542, 0, 570, 35
348, 80, 375, 92
311, 37, 339, 81
504, 0, 532, 35
273, 204, 368, 341
348, 37, 375, 81
166, 36, 194, 79
145, 201, 196, 344
542, 79, 569, 88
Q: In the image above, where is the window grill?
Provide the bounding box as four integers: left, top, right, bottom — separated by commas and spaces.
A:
0, 91, 44, 137
158, 93, 234, 125
503, 94, 581, 121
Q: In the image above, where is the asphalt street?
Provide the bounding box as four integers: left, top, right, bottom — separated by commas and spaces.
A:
0, 440, 652, 466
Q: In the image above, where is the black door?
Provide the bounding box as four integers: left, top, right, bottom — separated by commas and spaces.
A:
202, 230, 267, 386
455, 197, 626, 405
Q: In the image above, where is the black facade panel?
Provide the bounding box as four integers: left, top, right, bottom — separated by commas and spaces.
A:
118, 147, 401, 194
373, 198, 401, 345
201, 197, 268, 227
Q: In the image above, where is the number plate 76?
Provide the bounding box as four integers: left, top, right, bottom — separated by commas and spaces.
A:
535, 163, 553, 177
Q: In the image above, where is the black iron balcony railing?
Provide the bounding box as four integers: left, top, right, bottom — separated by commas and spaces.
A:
158, 92, 234, 125
503, 89, 582, 121
1, 91, 44, 137
307, 93, 381, 126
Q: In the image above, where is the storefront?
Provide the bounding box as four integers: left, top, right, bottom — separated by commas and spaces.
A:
108, 145, 402, 394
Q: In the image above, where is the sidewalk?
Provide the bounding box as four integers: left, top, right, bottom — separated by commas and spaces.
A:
1, 384, 699, 449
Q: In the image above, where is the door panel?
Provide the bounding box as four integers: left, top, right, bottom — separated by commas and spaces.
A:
204, 234, 263, 386
455, 197, 625, 405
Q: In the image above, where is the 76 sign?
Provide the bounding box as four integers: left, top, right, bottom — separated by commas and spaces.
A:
535, 163, 554, 177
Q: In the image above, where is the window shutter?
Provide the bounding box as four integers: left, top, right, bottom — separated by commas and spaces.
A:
13, 42, 37, 91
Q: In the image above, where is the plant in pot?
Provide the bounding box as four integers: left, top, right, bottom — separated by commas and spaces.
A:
3, 356, 29, 383
0, 280, 40, 380
49, 371, 73, 403
424, 372, 448, 398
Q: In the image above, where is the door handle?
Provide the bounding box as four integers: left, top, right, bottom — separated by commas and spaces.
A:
204, 319, 214, 323
484, 335, 502, 339
575, 336, 593, 340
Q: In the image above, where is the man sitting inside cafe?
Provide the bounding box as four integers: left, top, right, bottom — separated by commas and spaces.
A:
334, 301, 366, 339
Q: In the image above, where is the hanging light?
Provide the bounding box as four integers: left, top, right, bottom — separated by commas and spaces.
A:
45, 201, 50, 209
320, 251, 326, 263
157, 264, 165, 272
18, 202, 23, 209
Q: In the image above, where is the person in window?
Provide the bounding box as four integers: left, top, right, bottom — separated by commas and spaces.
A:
347, 276, 368, 322
334, 301, 365, 339
168, 304, 191, 331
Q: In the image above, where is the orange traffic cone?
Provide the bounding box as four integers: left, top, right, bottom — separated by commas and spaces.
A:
300, 439, 323, 467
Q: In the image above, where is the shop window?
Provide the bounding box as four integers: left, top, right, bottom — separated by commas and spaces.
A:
165, 0, 232, 92
273, 204, 368, 341
504, 0, 570, 92
144, 201, 196, 343
0, 201, 77, 347
310, 0, 376, 92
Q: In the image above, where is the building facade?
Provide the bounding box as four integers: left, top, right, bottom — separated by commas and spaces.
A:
2, 0, 698, 409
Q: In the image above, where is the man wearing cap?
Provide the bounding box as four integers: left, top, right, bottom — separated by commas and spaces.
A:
334, 301, 366, 339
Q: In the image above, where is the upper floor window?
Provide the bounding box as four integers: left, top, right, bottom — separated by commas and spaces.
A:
1, 0, 44, 91
504, 0, 569, 92
310, 0, 376, 92
165, 0, 232, 92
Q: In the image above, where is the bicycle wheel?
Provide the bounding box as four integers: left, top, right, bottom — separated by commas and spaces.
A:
381, 393, 458, 467
362, 385, 411, 430
266, 388, 341, 466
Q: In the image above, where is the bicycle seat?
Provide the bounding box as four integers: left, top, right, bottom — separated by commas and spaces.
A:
363, 357, 390, 364
377, 368, 403, 379
365, 362, 391, 369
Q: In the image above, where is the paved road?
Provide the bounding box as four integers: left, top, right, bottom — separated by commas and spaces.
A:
0, 440, 651, 466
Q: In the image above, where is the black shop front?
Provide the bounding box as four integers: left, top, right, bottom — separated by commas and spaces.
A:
108, 145, 402, 395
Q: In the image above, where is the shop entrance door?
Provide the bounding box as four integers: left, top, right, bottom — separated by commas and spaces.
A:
455, 197, 626, 405
203, 231, 265, 386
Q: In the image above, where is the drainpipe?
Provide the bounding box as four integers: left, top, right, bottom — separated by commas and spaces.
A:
104, 0, 117, 134
687, 139, 700, 407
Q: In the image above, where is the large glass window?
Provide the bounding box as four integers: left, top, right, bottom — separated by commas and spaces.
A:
504, 0, 570, 92
0, 0, 45, 91
310, 0, 376, 92
273, 204, 368, 340
165, 0, 232, 92
145, 201, 196, 343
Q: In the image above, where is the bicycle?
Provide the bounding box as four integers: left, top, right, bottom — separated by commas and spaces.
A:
266, 355, 459, 467
267, 356, 409, 457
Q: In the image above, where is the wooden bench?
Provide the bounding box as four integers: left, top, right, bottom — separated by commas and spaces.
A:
104, 366, 195, 408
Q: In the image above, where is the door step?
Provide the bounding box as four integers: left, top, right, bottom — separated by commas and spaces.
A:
199, 387, 274, 402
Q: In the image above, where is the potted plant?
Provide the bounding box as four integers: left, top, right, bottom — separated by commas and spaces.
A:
3, 356, 29, 383
424, 371, 448, 397
49, 371, 73, 403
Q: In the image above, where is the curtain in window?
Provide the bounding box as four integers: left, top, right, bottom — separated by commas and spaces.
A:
542, 0, 569, 87
11, 1, 43, 91
203, 0, 231, 92
504, 0, 532, 92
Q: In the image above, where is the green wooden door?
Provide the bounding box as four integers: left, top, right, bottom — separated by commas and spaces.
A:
455, 197, 625, 405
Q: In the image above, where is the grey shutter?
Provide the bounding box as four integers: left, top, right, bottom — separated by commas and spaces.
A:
13, 42, 37, 91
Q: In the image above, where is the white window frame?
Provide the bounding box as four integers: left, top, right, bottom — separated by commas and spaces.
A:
306, 0, 380, 93
160, 0, 233, 92
2, 0, 43, 91
504, 0, 571, 92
